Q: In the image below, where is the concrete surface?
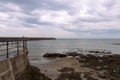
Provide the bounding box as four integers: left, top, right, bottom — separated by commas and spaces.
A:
0, 50, 29, 80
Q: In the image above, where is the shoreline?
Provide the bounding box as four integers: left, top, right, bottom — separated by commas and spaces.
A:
30, 53, 120, 80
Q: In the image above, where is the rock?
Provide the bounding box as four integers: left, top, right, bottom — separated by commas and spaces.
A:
88, 49, 112, 54
56, 67, 82, 80
58, 67, 75, 73
43, 53, 67, 58
113, 43, 120, 45
65, 51, 79, 57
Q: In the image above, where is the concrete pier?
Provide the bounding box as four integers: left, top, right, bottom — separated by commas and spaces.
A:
0, 49, 29, 80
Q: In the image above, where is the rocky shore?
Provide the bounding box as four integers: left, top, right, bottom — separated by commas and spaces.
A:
30, 49, 120, 80
78, 54, 120, 80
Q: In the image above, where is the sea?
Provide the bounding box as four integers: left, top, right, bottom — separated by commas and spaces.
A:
27, 39, 120, 63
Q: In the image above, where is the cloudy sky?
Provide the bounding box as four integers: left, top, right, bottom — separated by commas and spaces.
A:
0, 0, 120, 38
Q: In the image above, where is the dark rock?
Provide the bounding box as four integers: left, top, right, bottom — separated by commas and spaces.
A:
43, 53, 67, 58
56, 67, 82, 80
88, 49, 112, 54
66, 51, 79, 57
84, 73, 98, 80
58, 67, 75, 73
113, 43, 120, 45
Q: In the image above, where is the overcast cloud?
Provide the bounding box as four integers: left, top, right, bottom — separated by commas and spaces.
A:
0, 0, 120, 38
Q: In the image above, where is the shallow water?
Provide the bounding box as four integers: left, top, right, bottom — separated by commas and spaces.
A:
28, 39, 120, 63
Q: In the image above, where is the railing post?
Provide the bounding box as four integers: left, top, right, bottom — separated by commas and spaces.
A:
25, 40, 27, 49
12, 41, 14, 47
6, 41, 9, 58
20, 41, 22, 47
23, 38, 25, 51
17, 41, 19, 55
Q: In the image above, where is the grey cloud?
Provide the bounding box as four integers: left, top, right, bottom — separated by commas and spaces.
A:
24, 17, 56, 27
0, 0, 72, 12
24, 18, 40, 24
0, 0, 120, 37
72, 17, 112, 24
103, 0, 116, 10
61, 26, 120, 34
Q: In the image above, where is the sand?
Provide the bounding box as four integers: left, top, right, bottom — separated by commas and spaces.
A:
30, 58, 102, 80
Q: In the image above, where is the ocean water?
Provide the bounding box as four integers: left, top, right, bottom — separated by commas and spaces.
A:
28, 39, 120, 63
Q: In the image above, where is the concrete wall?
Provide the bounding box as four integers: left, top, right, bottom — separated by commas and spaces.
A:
0, 50, 29, 80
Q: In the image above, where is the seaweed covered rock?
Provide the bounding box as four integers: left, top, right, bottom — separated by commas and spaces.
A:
56, 67, 82, 80
58, 67, 75, 73
84, 73, 98, 80
43, 53, 67, 58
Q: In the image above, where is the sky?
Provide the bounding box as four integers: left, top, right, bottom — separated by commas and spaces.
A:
0, 0, 120, 38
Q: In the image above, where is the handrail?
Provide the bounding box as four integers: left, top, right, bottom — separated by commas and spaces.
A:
0, 38, 27, 59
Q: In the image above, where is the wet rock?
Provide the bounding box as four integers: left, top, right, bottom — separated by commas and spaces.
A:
55, 72, 82, 80
88, 49, 112, 54
83, 72, 98, 80
43, 53, 67, 58
98, 74, 108, 79
113, 43, 120, 45
56, 67, 82, 80
65, 51, 80, 57
58, 67, 75, 73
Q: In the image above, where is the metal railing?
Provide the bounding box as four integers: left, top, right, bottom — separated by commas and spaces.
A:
0, 37, 55, 59
0, 39, 27, 59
